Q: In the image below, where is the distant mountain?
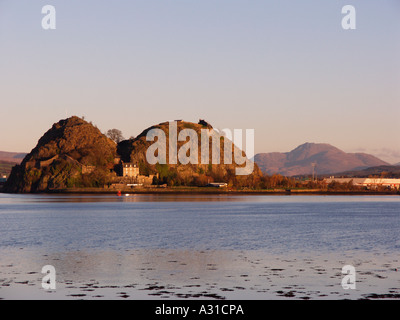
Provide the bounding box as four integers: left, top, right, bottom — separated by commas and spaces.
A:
254, 143, 389, 176
0, 151, 27, 177
117, 119, 262, 184
0, 161, 15, 177
0, 151, 26, 164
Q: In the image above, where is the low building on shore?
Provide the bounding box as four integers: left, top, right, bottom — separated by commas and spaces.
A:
324, 177, 400, 190
109, 160, 158, 188
205, 182, 228, 188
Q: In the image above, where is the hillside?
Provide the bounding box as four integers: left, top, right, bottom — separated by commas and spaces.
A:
0, 151, 26, 163
0, 151, 27, 177
0, 161, 15, 177
117, 120, 262, 187
325, 165, 400, 179
254, 143, 388, 176
4, 117, 262, 192
4, 116, 117, 192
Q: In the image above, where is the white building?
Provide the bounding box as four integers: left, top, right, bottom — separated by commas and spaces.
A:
122, 162, 139, 178
324, 178, 400, 190
206, 182, 228, 188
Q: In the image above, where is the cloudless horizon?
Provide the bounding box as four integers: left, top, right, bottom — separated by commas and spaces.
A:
1, 0, 399, 163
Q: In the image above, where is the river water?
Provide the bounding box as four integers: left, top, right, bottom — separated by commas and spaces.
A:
0, 194, 399, 299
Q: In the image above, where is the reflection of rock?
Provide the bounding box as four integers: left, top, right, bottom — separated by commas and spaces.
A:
363, 293, 400, 299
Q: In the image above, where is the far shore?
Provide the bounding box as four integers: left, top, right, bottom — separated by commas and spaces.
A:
1, 186, 399, 196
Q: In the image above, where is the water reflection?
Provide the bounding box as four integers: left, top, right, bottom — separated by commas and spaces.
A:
0, 193, 399, 204
1, 247, 399, 300
0, 193, 252, 204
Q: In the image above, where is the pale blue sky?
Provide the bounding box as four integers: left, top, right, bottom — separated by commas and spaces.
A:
1, 0, 399, 163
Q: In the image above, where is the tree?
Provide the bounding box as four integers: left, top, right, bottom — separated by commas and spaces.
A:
106, 129, 124, 143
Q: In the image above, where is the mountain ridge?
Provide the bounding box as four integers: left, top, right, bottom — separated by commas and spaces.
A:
323, 165, 400, 179
0, 151, 27, 164
254, 142, 388, 176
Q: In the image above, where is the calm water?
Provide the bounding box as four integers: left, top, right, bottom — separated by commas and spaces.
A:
0, 194, 400, 254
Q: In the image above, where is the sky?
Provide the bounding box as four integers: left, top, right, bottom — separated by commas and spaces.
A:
1, 0, 399, 163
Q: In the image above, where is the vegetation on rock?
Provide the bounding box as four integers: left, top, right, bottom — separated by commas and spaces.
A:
116, 120, 264, 188
5, 117, 386, 193
4, 116, 116, 192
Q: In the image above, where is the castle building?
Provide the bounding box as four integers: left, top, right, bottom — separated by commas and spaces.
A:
122, 162, 139, 178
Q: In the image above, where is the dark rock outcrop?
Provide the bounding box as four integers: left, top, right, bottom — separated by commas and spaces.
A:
4, 118, 261, 192
4, 116, 116, 192
117, 120, 262, 186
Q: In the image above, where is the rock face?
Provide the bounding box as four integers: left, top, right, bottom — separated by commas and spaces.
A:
117, 120, 262, 186
254, 143, 389, 176
4, 118, 261, 192
4, 116, 117, 192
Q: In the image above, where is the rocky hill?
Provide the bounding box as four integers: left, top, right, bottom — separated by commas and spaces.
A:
4, 116, 117, 192
4, 117, 261, 192
117, 120, 262, 187
254, 143, 388, 176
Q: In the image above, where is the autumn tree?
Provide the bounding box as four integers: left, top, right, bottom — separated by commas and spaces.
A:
106, 129, 124, 143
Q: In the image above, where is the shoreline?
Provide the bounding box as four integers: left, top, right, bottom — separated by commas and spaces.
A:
1, 187, 399, 196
